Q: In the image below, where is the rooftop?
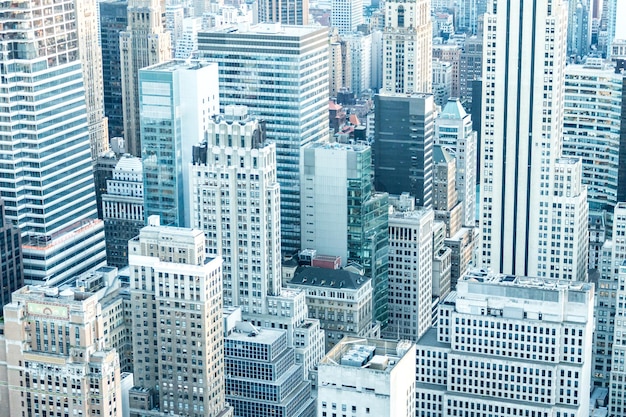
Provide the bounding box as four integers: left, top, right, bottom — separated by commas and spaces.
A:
320, 337, 413, 373
290, 266, 369, 290
142, 59, 216, 73
461, 269, 592, 292
205, 23, 325, 37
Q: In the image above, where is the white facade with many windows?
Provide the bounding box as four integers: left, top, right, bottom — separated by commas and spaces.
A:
416, 271, 594, 417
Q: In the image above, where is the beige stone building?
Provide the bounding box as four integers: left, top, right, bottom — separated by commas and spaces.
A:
128, 216, 232, 417
0, 285, 123, 417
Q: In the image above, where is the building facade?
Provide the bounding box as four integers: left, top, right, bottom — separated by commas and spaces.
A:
332, 0, 363, 35
139, 60, 219, 227
317, 337, 416, 417
417, 272, 594, 417
258, 0, 309, 25
301, 141, 389, 325
0, 199, 22, 313
120, 0, 172, 157
386, 207, 433, 341
197, 24, 330, 254
0, 0, 106, 286
102, 156, 145, 268
128, 217, 232, 417
478, 0, 588, 280
381, 0, 432, 94
373, 93, 435, 207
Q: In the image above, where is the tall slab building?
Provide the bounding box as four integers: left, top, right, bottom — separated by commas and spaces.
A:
120, 0, 171, 157
479, 0, 588, 280
0, 0, 106, 286
381, 0, 432, 94
197, 24, 330, 254
75, 0, 109, 159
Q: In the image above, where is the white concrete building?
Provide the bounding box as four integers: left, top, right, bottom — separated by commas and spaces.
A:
417, 271, 595, 417
385, 207, 434, 341
479, 0, 588, 281
341, 33, 373, 96
609, 262, 626, 416
317, 337, 416, 417
128, 217, 232, 417
381, 0, 432, 94
332, 0, 363, 34
435, 98, 477, 227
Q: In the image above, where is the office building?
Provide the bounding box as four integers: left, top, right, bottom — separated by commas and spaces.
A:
332, 0, 363, 34
373, 93, 435, 207
381, 0, 432, 94
258, 0, 309, 25
94, 151, 119, 220
0, 199, 22, 313
607, 261, 626, 415
340, 33, 373, 97
563, 59, 622, 218
385, 207, 433, 341
166, 4, 185, 54
432, 59, 453, 107
224, 320, 316, 417
317, 337, 416, 417
77, 0, 110, 159
435, 98, 477, 227
0, 0, 107, 286
456, 0, 487, 34
417, 271, 594, 417
197, 24, 330, 254
100, 1, 128, 141
286, 265, 378, 350
128, 217, 232, 417
190, 105, 280, 313
459, 16, 483, 105
432, 145, 461, 235
432, 44, 461, 99
102, 156, 145, 268
0, 284, 123, 417
139, 60, 219, 227
432, 218, 452, 298
567, 0, 592, 58
120, 0, 172, 157
301, 141, 389, 324
479, 0, 589, 279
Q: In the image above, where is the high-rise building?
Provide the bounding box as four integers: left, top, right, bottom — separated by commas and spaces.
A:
0, 0, 107, 286
479, 0, 589, 279
417, 272, 594, 416
456, 0, 487, 34
459, 16, 483, 105
257, 0, 309, 25
76, 0, 110, 159
224, 320, 316, 417
563, 59, 622, 218
340, 33, 373, 96
100, 0, 128, 141
0, 199, 22, 313
608, 261, 626, 415
139, 60, 219, 227
190, 106, 281, 313
373, 93, 435, 207
120, 0, 172, 157
432, 44, 461, 99
301, 141, 389, 325
102, 156, 145, 268
567, 0, 592, 58
435, 98, 477, 227
332, 0, 363, 34
385, 207, 433, 341
197, 25, 330, 254
381, 0, 432, 94
128, 217, 232, 417
317, 337, 417, 417
0, 284, 124, 417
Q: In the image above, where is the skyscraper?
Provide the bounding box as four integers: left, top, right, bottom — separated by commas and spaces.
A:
0, 199, 22, 313
139, 60, 219, 227
332, 0, 364, 34
301, 141, 389, 324
258, 0, 309, 25
373, 93, 435, 207
381, 0, 432, 94
120, 0, 172, 157
197, 24, 330, 254
0, 0, 107, 286
99, 1, 128, 142
128, 217, 232, 417
566, 0, 592, 58
190, 106, 281, 313
76, 0, 110, 159
479, 0, 588, 279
